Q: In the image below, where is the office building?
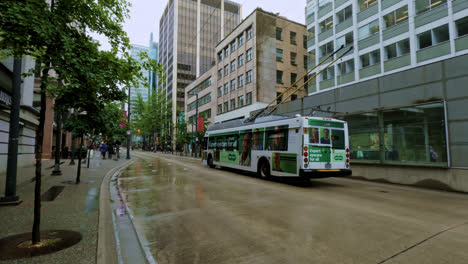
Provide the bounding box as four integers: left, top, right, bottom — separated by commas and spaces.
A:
185, 8, 309, 125
148, 33, 159, 95
129, 44, 150, 112
272, 0, 468, 192
158, 0, 241, 129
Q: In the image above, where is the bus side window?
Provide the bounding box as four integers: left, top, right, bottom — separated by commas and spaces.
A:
266, 125, 288, 151
252, 128, 264, 151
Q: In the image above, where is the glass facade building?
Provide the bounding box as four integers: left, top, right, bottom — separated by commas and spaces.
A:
148, 33, 159, 96
159, 0, 241, 126
129, 44, 150, 113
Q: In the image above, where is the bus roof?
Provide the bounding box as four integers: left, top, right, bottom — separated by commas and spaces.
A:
206, 115, 345, 133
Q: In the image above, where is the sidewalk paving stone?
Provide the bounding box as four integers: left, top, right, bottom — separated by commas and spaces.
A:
0, 155, 129, 264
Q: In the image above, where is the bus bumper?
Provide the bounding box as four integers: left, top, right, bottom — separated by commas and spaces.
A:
299, 169, 352, 178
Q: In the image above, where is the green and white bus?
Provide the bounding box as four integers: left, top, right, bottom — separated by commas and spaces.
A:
202, 115, 352, 180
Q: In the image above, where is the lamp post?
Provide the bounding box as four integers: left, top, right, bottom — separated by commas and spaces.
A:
51, 110, 62, 175
194, 93, 199, 158
0, 58, 22, 205
126, 87, 131, 160
69, 108, 76, 165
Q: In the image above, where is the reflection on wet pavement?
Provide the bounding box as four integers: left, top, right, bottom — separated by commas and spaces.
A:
118, 153, 468, 264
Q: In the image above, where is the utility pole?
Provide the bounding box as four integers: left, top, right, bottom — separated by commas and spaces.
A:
126, 87, 131, 159
52, 110, 62, 175
0, 58, 22, 205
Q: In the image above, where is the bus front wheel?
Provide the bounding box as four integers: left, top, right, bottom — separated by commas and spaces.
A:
257, 159, 271, 179
207, 155, 215, 168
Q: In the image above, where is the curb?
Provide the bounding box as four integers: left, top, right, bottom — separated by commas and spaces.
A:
96, 160, 134, 264
113, 169, 158, 264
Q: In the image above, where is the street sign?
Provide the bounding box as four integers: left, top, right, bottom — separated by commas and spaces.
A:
197, 116, 204, 132
127, 130, 130, 135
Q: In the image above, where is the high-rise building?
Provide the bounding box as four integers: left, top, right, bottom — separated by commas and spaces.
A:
158, 0, 241, 129
129, 44, 150, 112
184, 9, 309, 125
271, 0, 468, 191
148, 33, 159, 95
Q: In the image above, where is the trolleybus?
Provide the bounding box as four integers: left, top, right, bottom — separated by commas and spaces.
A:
202, 115, 352, 180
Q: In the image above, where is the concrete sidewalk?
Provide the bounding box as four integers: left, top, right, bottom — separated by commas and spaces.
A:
0, 154, 130, 264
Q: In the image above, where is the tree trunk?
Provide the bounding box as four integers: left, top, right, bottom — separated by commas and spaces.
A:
76, 135, 83, 184
87, 148, 91, 168
32, 61, 49, 244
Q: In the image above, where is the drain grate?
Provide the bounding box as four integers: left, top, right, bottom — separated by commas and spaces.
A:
41, 186, 65, 201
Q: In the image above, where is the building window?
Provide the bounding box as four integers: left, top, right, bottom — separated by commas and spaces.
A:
224, 83, 229, 94
291, 94, 297, 101
383, 6, 408, 29
359, 0, 377, 12
187, 93, 211, 111
304, 55, 308, 69
290, 52, 297, 66
360, 49, 380, 68
231, 60, 236, 72
336, 32, 353, 48
218, 104, 222, 114
415, 0, 446, 15
218, 69, 222, 79
224, 47, 229, 57
358, 19, 379, 40
231, 40, 236, 52
418, 24, 449, 49
303, 35, 307, 49
308, 50, 316, 66
230, 79, 236, 91
290, 31, 297, 45
318, 0, 332, 11
224, 64, 229, 75
224, 102, 228, 112
238, 33, 244, 47
385, 38, 410, 60
246, 92, 252, 105
218, 86, 222, 97
276, 27, 283, 40
320, 41, 334, 57
230, 99, 236, 110
238, 95, 244, 108
343, 102, 447, 166
321, 67, 334, 81
238, 54, 244, 67
218, 51, 223, 62
456, 16, 468, 37
276, 70, 283, 84
319, 16, 333, 33
247, 26, 253, 40
276, 49, 283, 62
337, 59, 354, 75
238, 74, 244, 87
291, 73, 297, 85
246, 70, 253, 84
307, 27, 315, 41
336, 5, 352, 24
276, 92, 283, 104
246, 48, 253, 61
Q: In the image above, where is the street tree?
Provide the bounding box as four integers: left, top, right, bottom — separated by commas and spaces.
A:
0, 0, 162, 245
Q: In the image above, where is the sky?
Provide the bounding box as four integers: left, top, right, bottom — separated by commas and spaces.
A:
93, 0, 306, 50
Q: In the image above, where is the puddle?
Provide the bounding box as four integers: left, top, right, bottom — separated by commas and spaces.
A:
84, 187, 99, 213
41, 186, 65, 201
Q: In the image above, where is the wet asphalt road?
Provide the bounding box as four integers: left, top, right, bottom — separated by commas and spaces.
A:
118, 152, 468, 264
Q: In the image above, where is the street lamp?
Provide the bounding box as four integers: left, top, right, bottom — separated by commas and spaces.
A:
126, 86, 131, 160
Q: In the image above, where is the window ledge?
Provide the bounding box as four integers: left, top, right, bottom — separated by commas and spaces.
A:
384, 53, 410, 62
383, 19, 408, 32
359, 31, 379, 42
415, 2, 447, 16
360, 63, 380, 70
336, 17, 352, 26
417, 40, 450, 52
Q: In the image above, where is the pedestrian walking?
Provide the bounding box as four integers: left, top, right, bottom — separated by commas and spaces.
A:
101, 143, 107, 159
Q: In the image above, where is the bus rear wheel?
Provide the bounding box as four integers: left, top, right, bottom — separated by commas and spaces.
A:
207, 155, 215, 168
257, 159, 271, 179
